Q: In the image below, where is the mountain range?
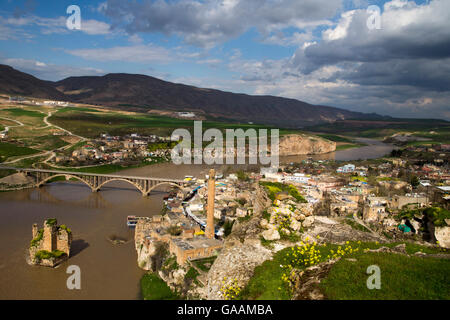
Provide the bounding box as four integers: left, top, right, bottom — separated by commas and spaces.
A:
0, 64, 379, 127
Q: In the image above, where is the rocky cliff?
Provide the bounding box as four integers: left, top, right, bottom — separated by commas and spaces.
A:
279, 134, 336, 156
204, 184, 273, 299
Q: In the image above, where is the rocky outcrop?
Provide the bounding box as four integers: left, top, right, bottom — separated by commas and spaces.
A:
205, 243, 272, 300
291, 259, 338, 300
135, 218, 168, 271
262, 228, 280, 241
279, 134, 336, 156
251, 183, 272, 215
435, 226, 450, 248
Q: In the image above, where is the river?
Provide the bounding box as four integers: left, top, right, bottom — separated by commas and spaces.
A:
0, 138, 394, 299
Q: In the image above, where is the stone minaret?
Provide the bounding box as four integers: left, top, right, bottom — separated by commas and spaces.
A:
205, 169, 216, 239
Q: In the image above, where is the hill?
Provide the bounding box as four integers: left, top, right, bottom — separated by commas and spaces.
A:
1, 64, 376, 127
0, 65, 66, 100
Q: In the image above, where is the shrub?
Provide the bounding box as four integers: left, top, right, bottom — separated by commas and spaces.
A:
185, 267, 200, 281
35, 250, 67, 261
167, 225, 182, 236
45, 218, 57, 226
262, 209, 271, 221
236, 170, 250, 181
223, 220, 235, 237
30, 229, 44, 247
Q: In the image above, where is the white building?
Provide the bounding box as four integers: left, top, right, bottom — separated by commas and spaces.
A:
285, 173, 311, 184
337, 164, 356, 173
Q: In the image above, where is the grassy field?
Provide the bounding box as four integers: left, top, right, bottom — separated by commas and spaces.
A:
316, 134, 353, 143
2, 108, 45, 118
0, 105, 73, 163
140, 273, 179, 300
335, 143, 365, 151
50, 108, 294, 138
239, 241, 448, 300
306, 118, 450, 140
0, 142, 39, 162
321, 252, 449, 299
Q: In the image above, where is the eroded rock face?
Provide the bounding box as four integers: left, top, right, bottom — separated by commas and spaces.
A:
206, 243, 272, 300
262, 228, 280, 241
279, 134, 336, 156
302, 216, 315, 228
435, 226, 450, 248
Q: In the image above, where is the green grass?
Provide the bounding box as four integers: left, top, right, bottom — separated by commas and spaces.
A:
317, 134, 353, 143
35, 250, 67, 260
0, 142, 39, 162
13, 155, 48, 168
51, 109, 284, 138
336, 143, 365, 151
57, 107, 102, 113
28, 135, 68, 151
306, 119, 450, 139
351, 176, 368, 183
259, 181, 307, 203
185, 267, 200, 281
140, 273, 179, 300
4, 108, 44, 118
321, 252, 449, 299
240, 241, 448, 300
240, 247, 292, 300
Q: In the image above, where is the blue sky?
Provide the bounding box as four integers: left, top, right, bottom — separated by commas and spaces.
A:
0, 0, 449, 120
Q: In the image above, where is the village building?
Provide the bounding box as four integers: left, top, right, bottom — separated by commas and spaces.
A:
389, 194, 428, 210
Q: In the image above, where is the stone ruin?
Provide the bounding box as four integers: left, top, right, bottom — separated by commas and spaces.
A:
29, 218, 72, 267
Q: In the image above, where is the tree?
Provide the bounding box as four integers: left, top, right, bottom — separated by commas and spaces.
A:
410, 175, 420, 188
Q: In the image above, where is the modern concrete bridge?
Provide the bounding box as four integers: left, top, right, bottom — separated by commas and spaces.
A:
0, 167, 185, 196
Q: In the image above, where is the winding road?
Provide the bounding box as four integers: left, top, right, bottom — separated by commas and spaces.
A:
1, 109, 87, 165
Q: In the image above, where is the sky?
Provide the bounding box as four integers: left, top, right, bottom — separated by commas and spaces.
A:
0, 0, 449, 120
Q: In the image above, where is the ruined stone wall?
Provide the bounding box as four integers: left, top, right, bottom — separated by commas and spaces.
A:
56, 230, 72, 256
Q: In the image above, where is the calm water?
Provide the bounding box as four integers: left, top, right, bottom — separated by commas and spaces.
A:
0, 139, 393, 299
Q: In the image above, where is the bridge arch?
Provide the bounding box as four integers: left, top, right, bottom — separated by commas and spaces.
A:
95, 178, 147, 195
37, 174, 96, 191
145, 182, 184, 196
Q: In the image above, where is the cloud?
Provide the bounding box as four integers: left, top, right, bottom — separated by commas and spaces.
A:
1, 58, 104, 81
101, 0, 341, 47
67, 44, 174, 63
217, 0, 450, 120
0, 14, 112, 36
296, 0, 450, 73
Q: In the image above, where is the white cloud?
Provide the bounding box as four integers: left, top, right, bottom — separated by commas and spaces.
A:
67, 44, 173, 63
0, 14, 112, 37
